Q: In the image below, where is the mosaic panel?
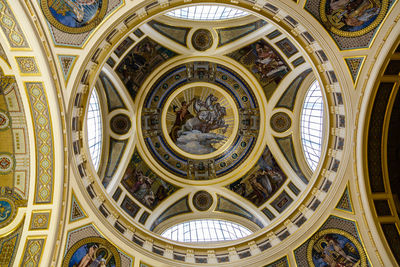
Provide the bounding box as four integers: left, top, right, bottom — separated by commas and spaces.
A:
227, 39, 290, 99
15, 57, 40, 75
116, 37, 177, 101
41, 0, 123, 47
70, 191, 87, 222
58, 55, 78, 84
345, 57, 365, 83
141, 61, 260, 180
121, 149, 178, 210
294, 216, 369, 266
217, 20, 267, 47
150, 196, 191, 230
228, 145, 286, 207
29, 211, 50, 230
63, 236, 121, 267
20, 238, 45, 267
25, 82, 54, 204
148, 20, 190, 47
0, 219, 23, 266
305, 0, 393, 49
336, 186, 353, 212
0, 0, 29, 48
65, 224, 133, 266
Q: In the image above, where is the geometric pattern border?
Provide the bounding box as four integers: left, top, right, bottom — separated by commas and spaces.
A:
15, 57, 40, 75
0, 0, 29, 48
29, 210, 51, 230
20, 237, 46, 267
25, 82, 53, 204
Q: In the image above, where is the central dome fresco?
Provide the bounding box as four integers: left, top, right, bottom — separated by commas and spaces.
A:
73, 4, 343, 257
137, 61, 262, 180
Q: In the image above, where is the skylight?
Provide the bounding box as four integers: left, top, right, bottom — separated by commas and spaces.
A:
166, 5, 248, 20
87, 88, 102, 171
301, 81, 324, 171
161, 219, 252, 242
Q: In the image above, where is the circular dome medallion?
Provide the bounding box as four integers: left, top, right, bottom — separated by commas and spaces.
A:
192, 29, 213, 51
139, 61, 261, 181
192, 191, 213, 211
270, 112, 291, 133
163, 85, 238, 157
110, 114, 131, 135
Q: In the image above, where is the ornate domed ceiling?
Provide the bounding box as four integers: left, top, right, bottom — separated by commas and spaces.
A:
0, 0, 399, 266
77, 8, 329, 239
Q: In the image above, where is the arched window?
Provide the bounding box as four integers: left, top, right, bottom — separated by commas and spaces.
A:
161, 219, 252, 242
301, 81, 324, 171
166, 5, 248, 20
87, 88, 103, 171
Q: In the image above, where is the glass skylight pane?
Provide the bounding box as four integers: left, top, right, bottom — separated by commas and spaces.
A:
86, 88, 102, 171
300, 81, 324, 171
161, 219, 252, 242
166, 5, 248, 20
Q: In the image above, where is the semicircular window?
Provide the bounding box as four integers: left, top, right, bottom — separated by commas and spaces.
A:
86, 88, 102, 171
161, 219, 252, 242
301, 80, 324, 171
166, 5, 248, 20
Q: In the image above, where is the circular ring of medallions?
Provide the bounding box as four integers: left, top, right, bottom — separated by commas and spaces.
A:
191, 29, 213, 51
270, 112, 291, 133
137, 60, 264, 182
192, 191, 213, 211
110, 114, 131, 135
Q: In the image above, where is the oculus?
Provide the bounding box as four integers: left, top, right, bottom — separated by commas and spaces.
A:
301, 81, 324, 171
166, 5, 248, 20
161, 219, 252, 242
